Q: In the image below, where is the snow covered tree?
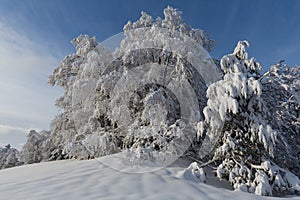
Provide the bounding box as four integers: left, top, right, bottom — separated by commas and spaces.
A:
20, 130, 53, 164
0, 144, 22, 169
197, 41, 300, 196
46, 6, 219, 163
261, 63, 300, 177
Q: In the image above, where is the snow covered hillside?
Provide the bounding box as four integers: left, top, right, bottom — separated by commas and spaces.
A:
0, 156, 298, 200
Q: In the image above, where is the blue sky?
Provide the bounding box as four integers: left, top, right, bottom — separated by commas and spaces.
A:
0, 0, 299, 149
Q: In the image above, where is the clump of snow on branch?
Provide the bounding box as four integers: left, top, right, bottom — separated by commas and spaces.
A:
176, 162, 206, 183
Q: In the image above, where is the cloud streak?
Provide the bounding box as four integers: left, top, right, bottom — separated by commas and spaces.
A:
0, 20, 62, 145
0, 124, 31, 150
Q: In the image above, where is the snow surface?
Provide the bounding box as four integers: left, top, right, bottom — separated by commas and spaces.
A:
0, 156, 299, 200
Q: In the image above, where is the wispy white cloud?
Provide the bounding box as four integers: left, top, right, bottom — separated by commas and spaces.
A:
0, 124, 30, 135
0, 124, 32, 150
0, 20, 63, 146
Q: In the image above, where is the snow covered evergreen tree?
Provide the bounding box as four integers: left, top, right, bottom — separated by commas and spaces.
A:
197, 41, 300, 196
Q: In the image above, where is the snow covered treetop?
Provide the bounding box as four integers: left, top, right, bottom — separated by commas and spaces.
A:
118, 6, 221, 84
123, 6, 215, 52
220, 40, 262, 76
